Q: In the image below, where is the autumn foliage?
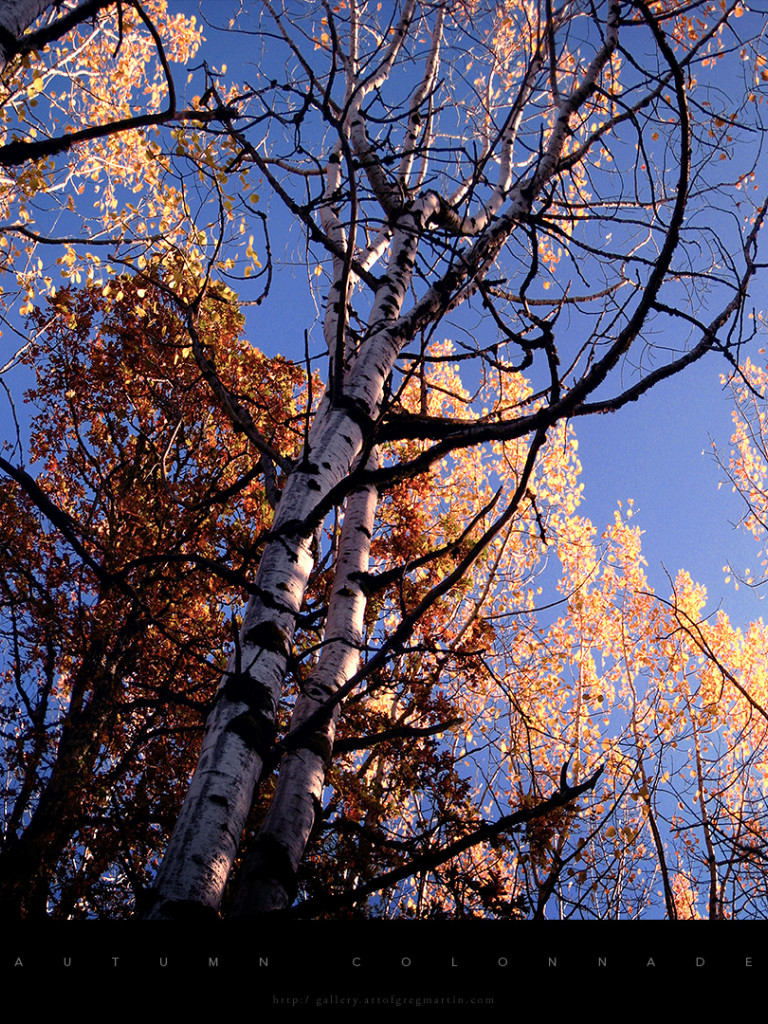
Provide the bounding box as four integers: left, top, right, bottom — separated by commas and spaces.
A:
1, 275, 306, 916
2, 0, 768, 922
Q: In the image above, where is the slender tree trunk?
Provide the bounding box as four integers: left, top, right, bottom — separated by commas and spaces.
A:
144, 207, 425, 917
142, 404, 371, 917
231, 452, 379, 916
0, 649, 121, 919
0, 0, 114, 71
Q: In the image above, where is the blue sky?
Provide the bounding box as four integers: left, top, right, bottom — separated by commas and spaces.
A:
575, 353, 766, 625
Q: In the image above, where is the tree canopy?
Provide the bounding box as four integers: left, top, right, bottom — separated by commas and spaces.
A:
2, 0, 768, 924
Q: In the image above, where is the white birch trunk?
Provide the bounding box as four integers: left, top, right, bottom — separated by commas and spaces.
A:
145, 265, 423, 918
143, 408, 367, 917
146, 200, 428, 916
231, 453, 379, 916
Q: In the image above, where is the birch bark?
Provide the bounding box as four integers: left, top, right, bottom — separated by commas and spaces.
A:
0, 0, 111, 70
0, 0, 56, 67
231, 453, 379, 916
142, 409, 364, 917
144, 205, 430, 916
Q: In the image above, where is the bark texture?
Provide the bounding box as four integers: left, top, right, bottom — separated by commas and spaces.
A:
0, 0, 55, 66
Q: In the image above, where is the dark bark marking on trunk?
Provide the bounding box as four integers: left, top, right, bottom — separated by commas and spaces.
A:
251, 584, 298, 614
227, 711, 276, 759
298, 730, 333, 766
221, 672, 275, 715
247, 834, 299, 904
243, 620, 291, 655
334, 396, 375, 433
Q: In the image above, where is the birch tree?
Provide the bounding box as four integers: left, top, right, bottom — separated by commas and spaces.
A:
144, 0, 768, 920
1, 0, 768, 920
